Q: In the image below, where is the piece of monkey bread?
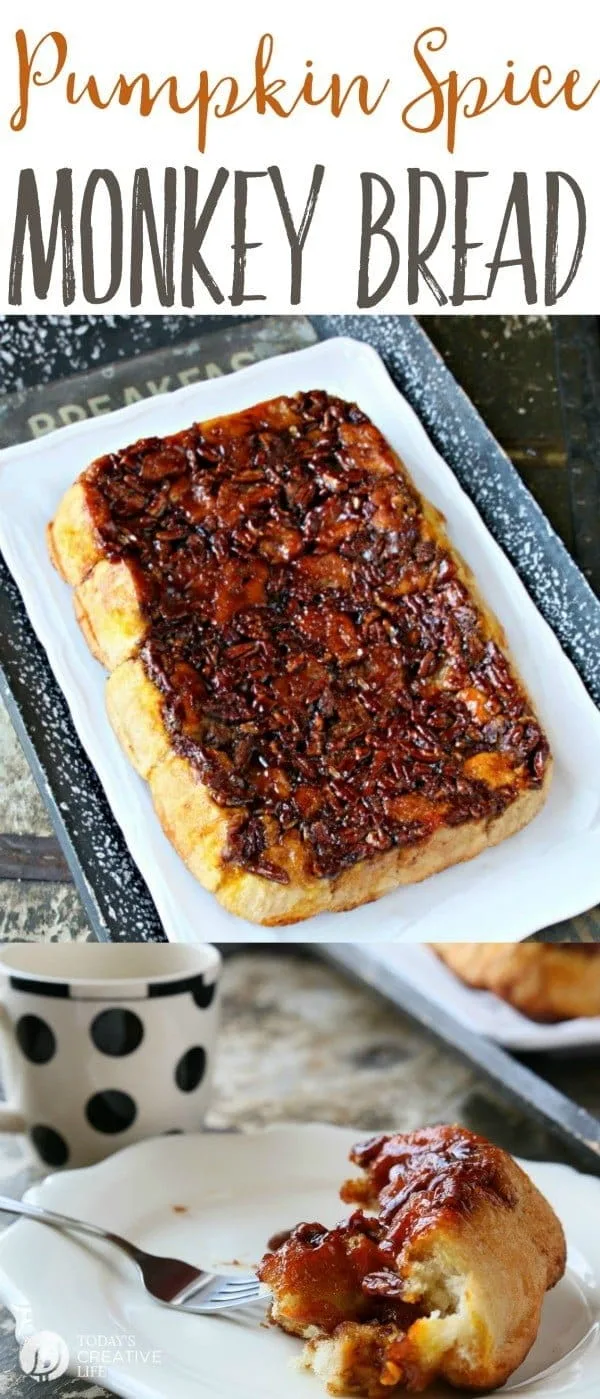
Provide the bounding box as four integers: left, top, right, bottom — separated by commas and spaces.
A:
258, 1125, 566, 1395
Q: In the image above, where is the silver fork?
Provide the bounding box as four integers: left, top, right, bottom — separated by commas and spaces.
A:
0, 1194, 262, 1313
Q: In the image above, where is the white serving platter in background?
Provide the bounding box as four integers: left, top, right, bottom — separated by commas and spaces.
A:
1, 336, 600, 942
0, 1126, 598, 1399
365, 945, 600, 1051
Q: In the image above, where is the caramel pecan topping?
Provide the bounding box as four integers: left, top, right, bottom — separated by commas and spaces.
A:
84, 390, 549, 883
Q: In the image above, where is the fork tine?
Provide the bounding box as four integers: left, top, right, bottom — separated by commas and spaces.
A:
196, 1277, 263, 1312
208, 1280, 260, 1301
199, 1295, 262, 1312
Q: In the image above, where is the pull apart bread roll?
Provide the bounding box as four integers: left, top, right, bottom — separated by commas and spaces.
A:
433, 943, 600, 1022
48, 391, 551, 925
258, 1125, 566, 1395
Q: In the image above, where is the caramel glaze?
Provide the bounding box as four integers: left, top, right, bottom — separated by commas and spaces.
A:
84, 391, 550, 884
258, 1126, 517, 1331
258, 1211, 424, 1333
344, 1125, 517, 1264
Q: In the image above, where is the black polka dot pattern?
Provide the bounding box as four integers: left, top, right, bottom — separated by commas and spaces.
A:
191, 978, 216, 1010
85, 1090, 137, 1134
175, 1047, 207, 1092
30, 1125, 69, 1167
90, 1008, 144, 1056
16, 1015, 56, 1065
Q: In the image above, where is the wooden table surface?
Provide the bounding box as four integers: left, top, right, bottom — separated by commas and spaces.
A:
0, 314, 599, 943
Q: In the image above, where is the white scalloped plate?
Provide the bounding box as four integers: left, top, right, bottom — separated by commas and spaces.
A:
0, 1125, 599, 1398
1, 336, 600, 940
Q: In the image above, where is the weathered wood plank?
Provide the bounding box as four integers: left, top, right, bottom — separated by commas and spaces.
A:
0, 834, 70, 882
0, 881, 90, 942
0, 701, 52, 837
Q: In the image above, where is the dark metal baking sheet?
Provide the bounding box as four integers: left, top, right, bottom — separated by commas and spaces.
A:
1, 314, 600, 943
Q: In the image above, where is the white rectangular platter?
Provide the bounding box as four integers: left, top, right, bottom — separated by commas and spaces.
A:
1, 336, 600, 942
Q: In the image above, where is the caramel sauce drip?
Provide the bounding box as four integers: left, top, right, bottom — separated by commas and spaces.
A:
258, 1210, 422, 1333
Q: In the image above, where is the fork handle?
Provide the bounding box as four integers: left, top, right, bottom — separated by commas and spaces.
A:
0, 1193, 140, 1261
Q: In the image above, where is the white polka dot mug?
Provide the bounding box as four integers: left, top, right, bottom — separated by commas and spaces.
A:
0, 943, 221, 1170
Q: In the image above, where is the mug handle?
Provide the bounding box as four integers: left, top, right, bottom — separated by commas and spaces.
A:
0, 1104, 26, 1133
